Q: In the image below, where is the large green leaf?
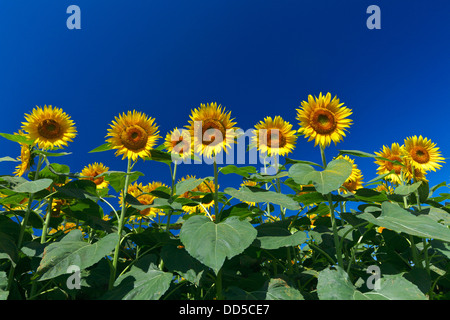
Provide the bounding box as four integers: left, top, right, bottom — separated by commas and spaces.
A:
179, 216, 257, 274
358, 202, 450, 242
288, 159, 352, 195
37, 230, 118, 281
104, 254, 173, 300
224, 186, 300, 211
317, 267, 427, 300
100, 171, 144, 192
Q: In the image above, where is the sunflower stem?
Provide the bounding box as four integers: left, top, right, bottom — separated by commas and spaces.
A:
41, 196, 53, 244
109, 157, 132, 290
320, 145, 344, 268
166, 162, 177, 234
213, 154, 220, 222
8, 153, 45, 294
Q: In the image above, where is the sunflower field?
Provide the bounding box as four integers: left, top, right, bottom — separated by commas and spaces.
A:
1, 93, 449, 301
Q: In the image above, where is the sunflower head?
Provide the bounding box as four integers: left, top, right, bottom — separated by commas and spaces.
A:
296, 92, 352, 148
81, 162, 110, 189
374, 143, 404, 185
178, 175, 216, 214
335, 155, 363, 194
186, 102, 238, 159
253, 116, 297, 157
164, 127, 192, 161
120, 181, 167, 217
402, 135, 445, 173
106, 110, 160, 161
21, 105, 77, 150
13, 130, 33, 177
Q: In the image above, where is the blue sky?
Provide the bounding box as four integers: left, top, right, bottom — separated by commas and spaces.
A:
1, 0, 449, 202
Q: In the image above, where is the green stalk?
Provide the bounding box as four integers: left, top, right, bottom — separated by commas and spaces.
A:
109, 157, 132, 290
213, 154, 220, 220
320, 145, 344, 268
8, 154, 45, 292
166, 161, 178, 234
41, 196, 53, 244
212, 154, 224, 300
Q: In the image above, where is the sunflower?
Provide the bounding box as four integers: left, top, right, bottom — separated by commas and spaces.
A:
253, 116, 297, 157
164, 127, 192, 160
374, 143, 404, 184
81, 162, 110, 189
106, 110, 160, 161
178, 175, 216, 214
402, 158, 428, 183
186, 102, 238, 159
120, 181, 167, 217
296, 92, 352, 148
13, 131, 33, 177
402, 135, 445, 173
335, 155, 363, 194
21, 105, 77, 150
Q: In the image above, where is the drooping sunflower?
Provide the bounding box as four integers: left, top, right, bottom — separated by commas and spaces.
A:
21, 105, 77, 150
81, 162, 110, 189
177, 175, 216, 214
13, 131, 33, 177
120, 181, 167, 217
106, 110, 160, 161
164, 127, 192, 160
374, 143, 404, 184
253, 116, 297, 157
186, 102, 238, 159
296, 92, 352, 148
335, 155, 363, 194
402, 135, 445, 173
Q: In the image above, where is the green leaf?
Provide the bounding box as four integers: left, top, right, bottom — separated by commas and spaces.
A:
37, 230, 119, 281
317, 267, 357, 300
88, 142, 112, 153
175, 177, 203, 196
358, 202, 450, 242
338, 149, 377, 158
0, 156, 18, 163
101, 171, 144, 193
180, 216, 257, 274
55, 180, 98, 201
284, 158, 322, 167
224, 186, 300, 211
0, 132, 33, 144
265, 278, 304, 300
161, 245, 206, 285
219, 165, 257, 178
0, 232, 18, 266
288, 159, 353, 195
0, 271, 8, 300
13, 178, 53, 194
38, 163, 71, 184
104, 254, 173, 300
254, 221, 307, 250
394, 182, 422, 196
317, 267, 426, 300
362, 274, 427, 300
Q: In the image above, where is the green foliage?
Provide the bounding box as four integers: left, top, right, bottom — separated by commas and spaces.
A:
1, 133, 449, 301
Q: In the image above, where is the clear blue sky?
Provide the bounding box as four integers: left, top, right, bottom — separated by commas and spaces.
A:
1, 0, 449, 198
